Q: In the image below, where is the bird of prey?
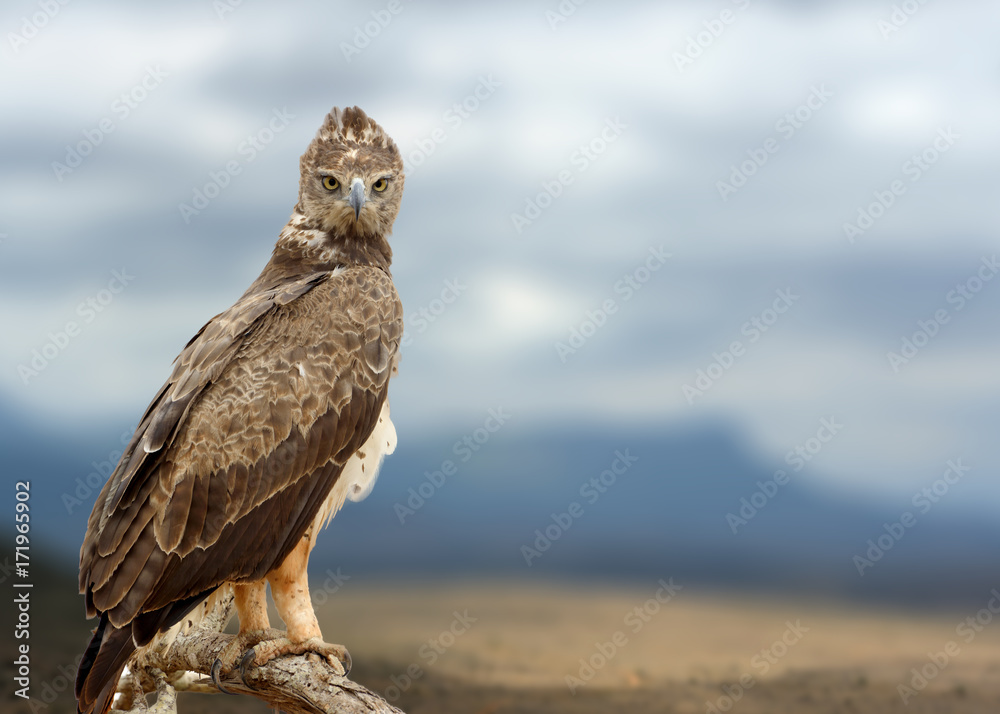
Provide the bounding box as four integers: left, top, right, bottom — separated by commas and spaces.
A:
75, 106, 405, 714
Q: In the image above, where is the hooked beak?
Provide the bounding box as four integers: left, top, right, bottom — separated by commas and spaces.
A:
348, 179, 366, 220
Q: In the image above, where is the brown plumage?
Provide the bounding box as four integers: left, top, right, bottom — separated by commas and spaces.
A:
76, 106, 405, 714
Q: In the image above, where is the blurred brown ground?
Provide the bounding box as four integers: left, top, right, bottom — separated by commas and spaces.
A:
7, 570, 1000, 713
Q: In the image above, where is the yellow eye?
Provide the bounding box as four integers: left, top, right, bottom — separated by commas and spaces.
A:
322, 176, 339, 191
373, 178, 388, 192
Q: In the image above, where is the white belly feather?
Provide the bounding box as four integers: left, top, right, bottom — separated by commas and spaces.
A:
308, 399, 396, 547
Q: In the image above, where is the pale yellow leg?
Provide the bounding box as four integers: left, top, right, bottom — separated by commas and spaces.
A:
234, 580, 271, 632
267, 535, 322, 641
211, 581, 283, 692
246, 535, 350, 674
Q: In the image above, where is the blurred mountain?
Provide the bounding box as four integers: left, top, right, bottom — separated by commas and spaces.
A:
2, 402, 996, 609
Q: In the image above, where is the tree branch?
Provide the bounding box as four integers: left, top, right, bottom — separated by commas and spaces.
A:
115, 590, 404, 714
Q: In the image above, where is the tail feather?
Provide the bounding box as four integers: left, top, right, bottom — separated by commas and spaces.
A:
76, 615, 135, 714
76, 593, 211, 714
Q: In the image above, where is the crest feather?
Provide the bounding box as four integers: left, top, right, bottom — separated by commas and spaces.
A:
315, 106, 394, 150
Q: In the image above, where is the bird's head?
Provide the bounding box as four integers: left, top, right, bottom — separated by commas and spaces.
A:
297, 106, 404, 240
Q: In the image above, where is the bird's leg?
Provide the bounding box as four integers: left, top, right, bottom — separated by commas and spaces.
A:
240, 534, 351, 679
210, 581, 283, 693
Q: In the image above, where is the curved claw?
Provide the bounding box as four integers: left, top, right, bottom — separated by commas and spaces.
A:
238, 648, 259, 688
210, 657, 238, 696
339, 648, 352, 676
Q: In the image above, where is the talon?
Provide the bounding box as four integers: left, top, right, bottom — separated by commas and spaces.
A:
210, 657, 238, 696
239, 648, 259, 688
245, 636, 352, 676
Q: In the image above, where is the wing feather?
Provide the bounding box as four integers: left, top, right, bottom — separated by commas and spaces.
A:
156, 466, 195, 552
95, 475, 156, 557
80, 266, 402, 629
227, 462, 248, 517
101, 530, 160, 616
99, 273, 325, 519
177, 472, 211, 554
91, 502, 154, 590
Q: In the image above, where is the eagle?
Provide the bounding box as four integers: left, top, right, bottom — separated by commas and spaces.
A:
75, 106, 405, 714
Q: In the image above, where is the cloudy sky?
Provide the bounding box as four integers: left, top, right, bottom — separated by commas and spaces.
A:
2, 0, 998, 508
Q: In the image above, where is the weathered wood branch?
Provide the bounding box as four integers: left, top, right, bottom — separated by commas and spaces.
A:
114, 591, 404, 714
